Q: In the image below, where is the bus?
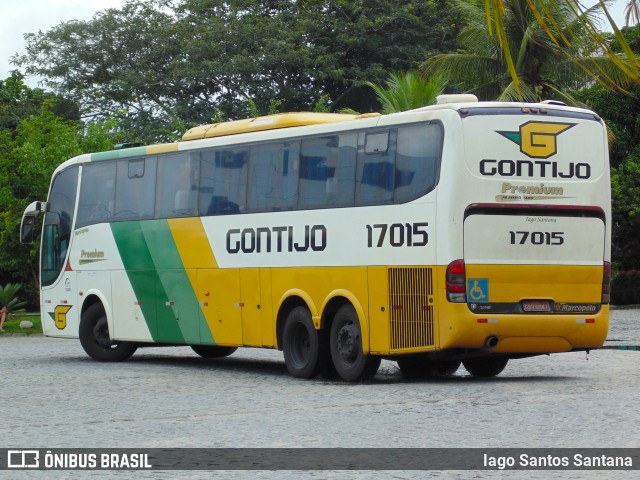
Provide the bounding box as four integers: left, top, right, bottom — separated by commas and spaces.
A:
20, 95, 611, 382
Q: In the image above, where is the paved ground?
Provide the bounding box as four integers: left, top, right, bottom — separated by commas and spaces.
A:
1, 308, 638, 479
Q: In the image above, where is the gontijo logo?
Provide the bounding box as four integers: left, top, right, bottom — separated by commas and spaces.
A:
497, 121, 575, 159
480, 121, 589, 179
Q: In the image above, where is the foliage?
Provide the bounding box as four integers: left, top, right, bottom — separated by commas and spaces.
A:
0, 71, 79, 133
612, 270, 640, 305
366, 72, 446, 113
0, 283, 27, 316
485, 0, 640, 98
422, 0, 635, 104
576, 61, 640, 273
0, 75, 126, 306
14, 0, 462, 142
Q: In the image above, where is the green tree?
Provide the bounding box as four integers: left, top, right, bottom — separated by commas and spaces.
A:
15, 0, 461, 142
626, 0, 640, 26
422, 0, 634, 104
366, 71, 446, 113
0, 102, 124, 305
0, 71, 79, 133
577, 71, 640, 271
485, 0, 639, 97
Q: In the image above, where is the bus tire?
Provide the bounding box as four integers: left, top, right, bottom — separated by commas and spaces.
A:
282, 306, 323, 379
463, 357, 509, 377
79, 303, 137, 362
191, 345, 238, 358
330, 304, 380, 382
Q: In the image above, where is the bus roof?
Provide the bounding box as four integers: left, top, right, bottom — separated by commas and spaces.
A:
182, 112, 381, 141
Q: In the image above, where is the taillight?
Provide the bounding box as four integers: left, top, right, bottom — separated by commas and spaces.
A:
602, 261, 611, 304
446, 259, 466, 303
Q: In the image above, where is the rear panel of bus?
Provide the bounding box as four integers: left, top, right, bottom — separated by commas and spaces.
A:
436, 105, 610, 354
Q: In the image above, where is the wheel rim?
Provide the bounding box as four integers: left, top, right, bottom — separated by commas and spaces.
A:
93, 317, 113, 348
291, 323, 311, 367
336, 322, 359, 364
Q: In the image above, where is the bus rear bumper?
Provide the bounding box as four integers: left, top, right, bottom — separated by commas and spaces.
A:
438, 304, 609, 354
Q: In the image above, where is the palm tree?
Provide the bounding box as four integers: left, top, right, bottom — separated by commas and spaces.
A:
422, 0, 634, 105
625, 0, 640, 26
366, 72, 446, 113
0, 283, 27, 316
486, 0, 639, 94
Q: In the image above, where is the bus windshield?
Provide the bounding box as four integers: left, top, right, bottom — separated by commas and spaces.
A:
41, 167, 77, 287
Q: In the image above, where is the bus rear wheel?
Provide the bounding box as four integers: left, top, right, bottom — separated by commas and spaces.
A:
463, 357, 509, 377
79, 303, 137, 362
191, 345, 238, 358
330, 304, 380, 382
282, 306, 325, 379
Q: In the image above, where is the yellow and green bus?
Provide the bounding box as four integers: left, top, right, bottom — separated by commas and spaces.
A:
21, 96, 611, 381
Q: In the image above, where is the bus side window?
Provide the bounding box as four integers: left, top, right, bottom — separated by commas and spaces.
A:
77, 161, 116, 228
155, 152, 200, 219
299, 134, 356, 209
356, 130, 396, 205
114, 157, 156, 221
199, 148, 247, 216
247, 141, 300, 212
394, 123, 443, 203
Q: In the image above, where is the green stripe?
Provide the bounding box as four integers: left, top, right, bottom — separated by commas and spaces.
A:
110, 220, 213, 345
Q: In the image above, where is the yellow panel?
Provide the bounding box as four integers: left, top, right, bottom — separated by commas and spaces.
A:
168, 218, 218, 270
436, 265, 609, 352
465, 264, 602, 303
493, 337, 572, 353
240, 268, 263, 347
368, 267, 390, 355
147, 143, 179, 154
259, 269, 275, 347
198, 269, 243, 346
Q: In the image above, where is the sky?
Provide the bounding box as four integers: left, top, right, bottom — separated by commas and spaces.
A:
0, 0, 632, 88
0, 0, 128, 85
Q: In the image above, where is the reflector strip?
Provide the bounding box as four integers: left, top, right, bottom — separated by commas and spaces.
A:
477, 318, 498, 324
576, 318, 596, 324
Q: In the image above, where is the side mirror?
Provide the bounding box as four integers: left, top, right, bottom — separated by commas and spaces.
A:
20, 201, 46, 245
20, 215, 35, 244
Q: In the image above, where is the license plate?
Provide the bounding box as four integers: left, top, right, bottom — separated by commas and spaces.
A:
522, 300, 551, 312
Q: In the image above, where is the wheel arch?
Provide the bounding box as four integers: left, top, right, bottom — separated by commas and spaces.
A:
321, 290, 369, 354
275, 290, 318, 351
80, 291, 112, 338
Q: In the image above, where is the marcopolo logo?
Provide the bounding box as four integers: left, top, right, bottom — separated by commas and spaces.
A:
497, 121, 575, 159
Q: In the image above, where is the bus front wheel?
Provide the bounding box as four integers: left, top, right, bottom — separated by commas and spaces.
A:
330, 304, 380, 382
462, 357, 509, 377
282, 306, 325, 379
79, 303, 137, 362
191, 345, 238, 358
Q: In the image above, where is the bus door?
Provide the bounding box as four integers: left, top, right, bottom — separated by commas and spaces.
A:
39, 166, 80, 337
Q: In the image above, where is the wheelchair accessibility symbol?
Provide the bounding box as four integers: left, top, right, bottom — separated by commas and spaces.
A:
467, 278, 489, 302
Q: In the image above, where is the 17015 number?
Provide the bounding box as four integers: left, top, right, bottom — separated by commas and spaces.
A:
366, 222, 429, 248
509, 231, 564, 245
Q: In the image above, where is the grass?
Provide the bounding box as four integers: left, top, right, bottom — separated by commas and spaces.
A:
0, 314, 42, 335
